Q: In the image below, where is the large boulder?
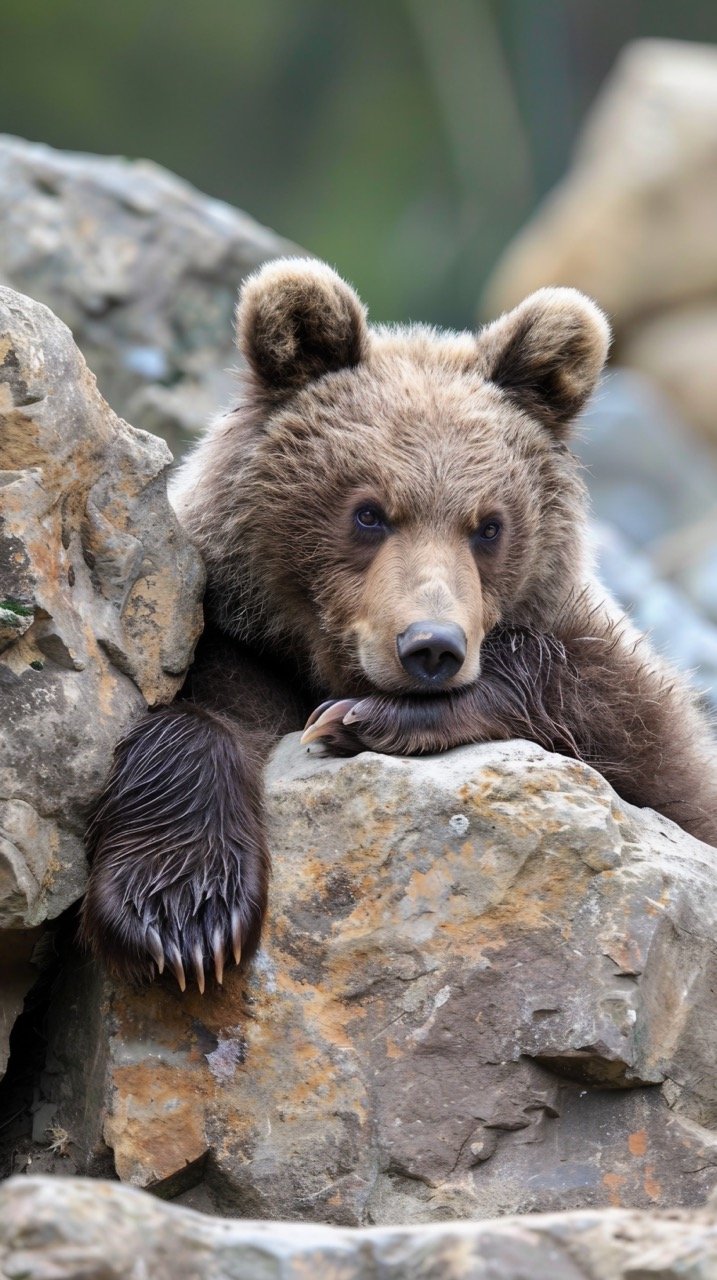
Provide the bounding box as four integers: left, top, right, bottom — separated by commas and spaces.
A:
0, 286, 204, 1070
3, 1176, 717, 1279
483, 40, 717, 327
0, 135, 298, 455
482, 40, 717, 447
43, 735, 717, 1223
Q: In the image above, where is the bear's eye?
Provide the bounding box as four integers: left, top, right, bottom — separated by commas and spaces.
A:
354, 504, 387, 533
473, 517, 503, 546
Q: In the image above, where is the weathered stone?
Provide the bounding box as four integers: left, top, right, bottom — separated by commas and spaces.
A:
3, 1177, 717, 1280
0, 134, 299, 455
44, 736, 717, 1224
622, 306, 717, 449
483, 40, 717, 328
0, 286, 204, 1069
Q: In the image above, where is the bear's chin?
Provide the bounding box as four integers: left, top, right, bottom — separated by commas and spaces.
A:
301, 681, 479, 756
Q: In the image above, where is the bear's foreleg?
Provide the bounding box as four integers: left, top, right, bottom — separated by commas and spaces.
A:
80, 704, 268, 989
81, 633, 306, 988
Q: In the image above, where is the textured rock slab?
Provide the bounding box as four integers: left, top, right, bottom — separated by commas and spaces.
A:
0, 286, 204, 989
483, 40, 717, 327
46, 737, 717, 1223
3, 1178, 717, 1280
0, 134, 298, 454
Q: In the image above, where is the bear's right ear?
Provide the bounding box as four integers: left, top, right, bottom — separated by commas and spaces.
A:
236, 258, 368, 396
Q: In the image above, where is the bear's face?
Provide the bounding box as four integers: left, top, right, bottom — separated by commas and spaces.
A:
179, 261, 610, 699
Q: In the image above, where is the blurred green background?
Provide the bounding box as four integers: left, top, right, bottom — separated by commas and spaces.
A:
1, 0, 716, 327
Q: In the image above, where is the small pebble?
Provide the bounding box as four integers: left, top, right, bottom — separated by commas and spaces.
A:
449, 814, 469, 836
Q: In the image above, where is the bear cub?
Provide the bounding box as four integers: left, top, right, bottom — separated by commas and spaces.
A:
81, 258, 717, 991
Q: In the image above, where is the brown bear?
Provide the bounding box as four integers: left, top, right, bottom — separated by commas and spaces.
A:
80, 258, 717, 991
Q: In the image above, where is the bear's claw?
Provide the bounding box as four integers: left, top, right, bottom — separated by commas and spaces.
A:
145, 924, 165, 976
166, 942, 187, 993
300, 699, 360, 747
143, 913, 241, 993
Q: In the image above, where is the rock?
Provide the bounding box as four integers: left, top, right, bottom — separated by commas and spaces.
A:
0, 286, 204, 1071
660, 535, 717, 634
43, 736, 717, 1224
482, 41, 717, 444
4, 1179, 717, 1280
571, 370, 717, 652
0, 135, 299, 456
578, 371, 717, 551
483, 40, 717, 328
590, 522, 717, 709
621, 306, 717, 448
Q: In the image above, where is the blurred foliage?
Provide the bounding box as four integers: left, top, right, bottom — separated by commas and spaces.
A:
0, 0, 716, 326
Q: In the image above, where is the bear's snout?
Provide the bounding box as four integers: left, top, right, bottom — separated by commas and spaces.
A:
396, 620, 467, 686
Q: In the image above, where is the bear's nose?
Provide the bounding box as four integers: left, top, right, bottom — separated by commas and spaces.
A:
396, 620, 467, 685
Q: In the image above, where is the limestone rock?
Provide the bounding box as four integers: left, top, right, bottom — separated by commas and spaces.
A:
0, 134, 299, 455
44, 736, 717, 1224
4, 1178, 717, 1280
483, 40, 717, 327
0, 286, 204, 1065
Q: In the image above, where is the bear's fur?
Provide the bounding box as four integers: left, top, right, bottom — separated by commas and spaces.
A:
81, 259, 717, 991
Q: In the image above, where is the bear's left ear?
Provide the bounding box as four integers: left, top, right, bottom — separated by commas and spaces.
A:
477, 288, 611, 437
236, 257, 368, 396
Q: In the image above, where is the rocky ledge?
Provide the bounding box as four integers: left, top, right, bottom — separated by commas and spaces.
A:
43, 734, 717, 1223
2, 1177, 717, 1279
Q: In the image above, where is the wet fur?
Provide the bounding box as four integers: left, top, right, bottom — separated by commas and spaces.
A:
81, 261, 717, 987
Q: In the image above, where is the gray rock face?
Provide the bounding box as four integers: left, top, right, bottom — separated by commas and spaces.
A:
0, 134, 298, 455
3, 1177, 717, 1280
44, 736, 717, 1223
0, 286, 204, 1066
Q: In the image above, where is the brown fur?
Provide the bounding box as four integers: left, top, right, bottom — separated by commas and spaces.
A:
81, 259, 717, 989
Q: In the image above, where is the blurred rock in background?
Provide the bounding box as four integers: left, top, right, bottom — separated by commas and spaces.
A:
578, 373, 717, 706
0, 135, 298, 457
484, 40, 717, 449
484, 40, 717, 703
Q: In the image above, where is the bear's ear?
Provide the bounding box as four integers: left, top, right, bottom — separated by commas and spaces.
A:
478, 288, 611, 437
236, 258, 368, 396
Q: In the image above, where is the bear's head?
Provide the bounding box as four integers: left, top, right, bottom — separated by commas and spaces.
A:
176, 259, 610, 698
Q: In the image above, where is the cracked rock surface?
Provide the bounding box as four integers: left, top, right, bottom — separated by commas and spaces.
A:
45, 736, 717, 1223
0, 285, 204, 1069
3, 1177, 717, 1280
